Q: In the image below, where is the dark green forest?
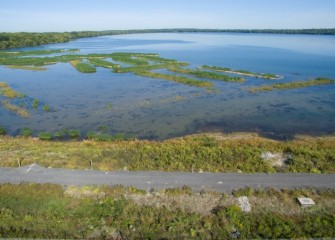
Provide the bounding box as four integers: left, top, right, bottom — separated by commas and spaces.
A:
1, 28, 334, 50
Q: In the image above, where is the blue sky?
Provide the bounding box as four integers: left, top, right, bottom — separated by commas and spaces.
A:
1, 0, 335, 32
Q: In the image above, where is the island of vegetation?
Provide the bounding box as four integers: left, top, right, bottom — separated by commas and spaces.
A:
0, 50, 248, 88
199, 65, 282, 80
248, 78, 335, 93
168, 67, 245, 82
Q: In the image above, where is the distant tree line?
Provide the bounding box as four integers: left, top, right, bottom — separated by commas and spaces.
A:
1, 28, 334, 50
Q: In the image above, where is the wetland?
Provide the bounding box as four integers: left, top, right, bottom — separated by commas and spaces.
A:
0, 32, 335, 139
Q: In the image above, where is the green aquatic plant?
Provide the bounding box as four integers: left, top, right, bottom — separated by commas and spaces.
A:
135, 70, 213, 88
200, 65, 281, 79
20, 127, 33, 137
43, 105, 50, 112
0, 126, 6, 135
38, 132, 53, 141
169, 67, 245, 82
248, 78, 335, 93
1, 100, 29, 118
32, 99, 39, 109
5, 65, 47, 71
104, 103, 113, 110
68, 129, 81, 139
70, 60, 96, 73
88, 58, 120, 69
0, 82, 19, 98
53, 130, 66, 140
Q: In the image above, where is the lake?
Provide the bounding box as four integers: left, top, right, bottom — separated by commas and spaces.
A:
1, 32, 335, 139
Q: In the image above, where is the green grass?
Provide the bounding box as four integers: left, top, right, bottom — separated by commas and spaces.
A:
42, 105, 50, 112
169, 67, 245, 82
200, 65, 281, 79
88, 58, 120, 69
19, 127, 33, 137
70, 60, 96, 73
5, 65, 47, 71
0, 183, 334, 239
1, 100, 29, 118
248, 78, 335, 93
0, 82, 19, 98
135, 70, 214, 88
38, 132, 53, 141
0, 126, 6, 135
0, 133, 334, 173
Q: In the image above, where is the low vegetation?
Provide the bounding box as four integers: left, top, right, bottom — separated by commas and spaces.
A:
0, 133, 334, 173
248, 78, 335, 93
0, 82, 20, 98
200, 65, 280, 79
134, 70, 213, 88
0, 50, 247, 89
4, 65, 47, 71
88, 58, 120, 69
168, 67, 245, 82
0, 100, 29, 118
0, 183, 333, 239
70, 60, 96, 73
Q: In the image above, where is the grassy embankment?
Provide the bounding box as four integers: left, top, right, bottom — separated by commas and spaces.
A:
0, 133, 334, 174
200, 65, 281, 79
0, 183, 334, 239
248, 77, 335, 92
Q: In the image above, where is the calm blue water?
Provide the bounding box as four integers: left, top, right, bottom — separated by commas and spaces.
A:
1, 33, 335, 139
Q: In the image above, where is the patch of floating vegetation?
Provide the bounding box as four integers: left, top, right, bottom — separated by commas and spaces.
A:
134, 71, 213, 88
0, 82, 20, 98
0, 81, 51, 118
1, 49, 333, 94
5, 65, 47, 71
1, 100, 29, 118
88, 58, 120, 70
168, 67, 245, 82
199, 65, 282, 80
70, 60, 96, 73
248, 78, 335, 93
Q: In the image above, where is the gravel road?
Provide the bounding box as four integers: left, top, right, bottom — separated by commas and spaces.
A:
1, 164, 334, 192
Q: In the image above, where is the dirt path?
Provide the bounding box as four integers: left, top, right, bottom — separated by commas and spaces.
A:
1, 164, 334, 192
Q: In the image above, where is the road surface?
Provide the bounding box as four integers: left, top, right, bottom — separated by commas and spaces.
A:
1, 164, 334, 192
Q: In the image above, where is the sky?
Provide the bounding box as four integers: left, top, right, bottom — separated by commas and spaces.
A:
1, 0, 335, 32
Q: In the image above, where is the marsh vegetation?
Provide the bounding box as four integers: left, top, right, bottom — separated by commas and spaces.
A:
248, 78, 335, 93
0, 47, 334, 139
200, 65, 281, 79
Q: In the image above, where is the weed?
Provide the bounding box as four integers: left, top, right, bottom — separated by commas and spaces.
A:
38, 132, 53, 141
20, 127, 33, 137
0, 126, 6, 135
43, 105, 50, 112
